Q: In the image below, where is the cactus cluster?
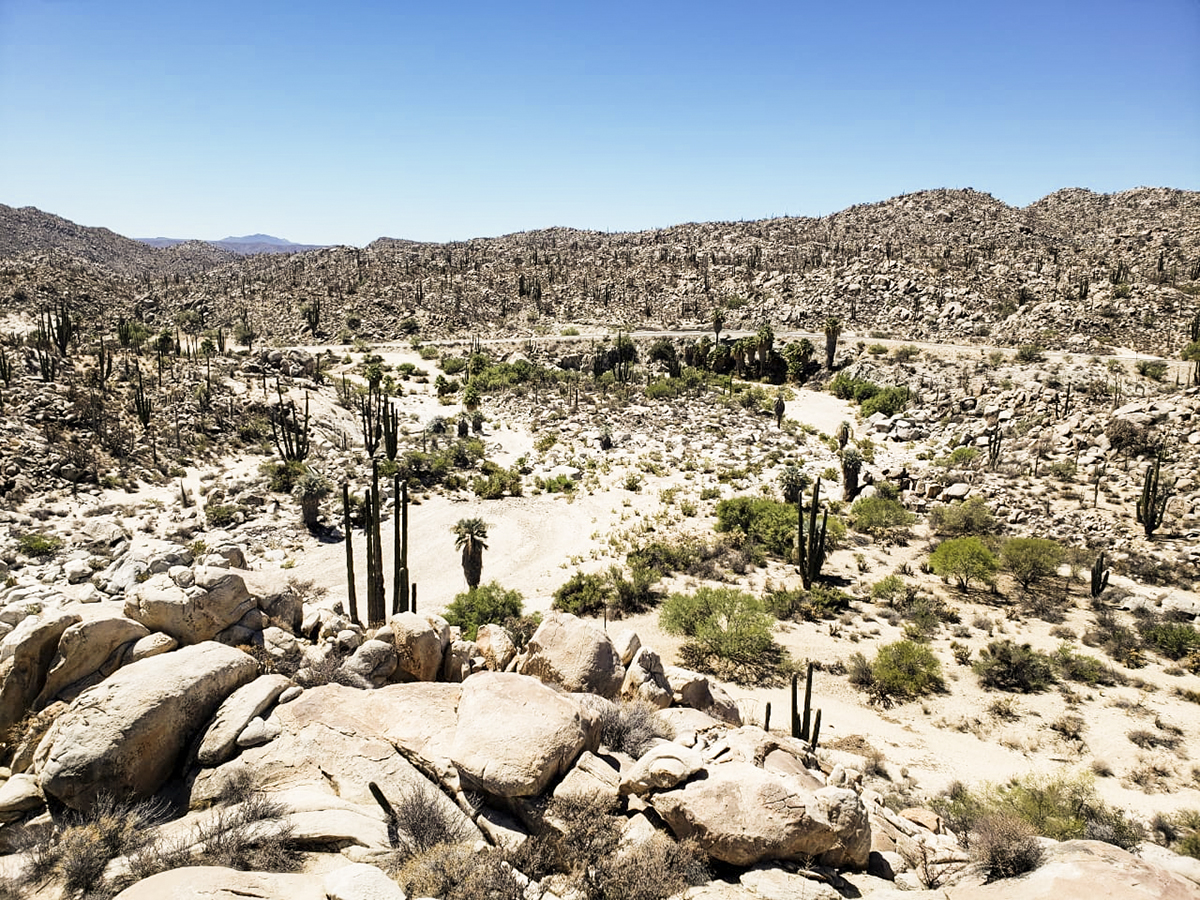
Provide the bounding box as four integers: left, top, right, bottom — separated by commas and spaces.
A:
790, 663, 822, 750
796, 478, 828, 590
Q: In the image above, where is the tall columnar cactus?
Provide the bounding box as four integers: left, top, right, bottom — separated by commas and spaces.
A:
790, 662, 821, 750
271, 388, 311, 462
133, 370, 153, 428
365, 460, 386, 625
1090, 551, 1110, 601
342, 483, 359, 626
0, 346, 12, 387
796, 478, 828, 590
392, 475, 410, 615
96, 337, 114, 392
1136, 455, 1173, 537
381, 398, 400, 461
841, 447, 862, 502
359, 385, 383, 456
987, 428, 1003, 471
41, 300, 75, 356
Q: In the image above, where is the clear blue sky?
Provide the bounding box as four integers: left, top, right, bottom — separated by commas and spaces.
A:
1, 0, 1197, 246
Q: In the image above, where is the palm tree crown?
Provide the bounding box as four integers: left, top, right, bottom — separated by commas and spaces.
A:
452, 518, 489, 589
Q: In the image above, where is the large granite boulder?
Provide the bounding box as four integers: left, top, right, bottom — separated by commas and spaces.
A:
37, 642, 258, 810
124, 568, 255, 645
195, 673, 293, 766
386, 612, 444, 682
649, 761, 870, 867
34, 615, 149, 708
0, 612, 80, 734
518, 612, 624, 699
451, 671, 586, 797
112, 866, 325, 900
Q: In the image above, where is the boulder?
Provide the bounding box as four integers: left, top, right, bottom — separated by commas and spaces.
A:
949, 839, 1198, 900
0, 773, 44, 824
195, 674, 292, 766
441, 639, 477, 683
388, 612, 443, 682
124, 569, 255, 645
554, 750, 621, 806
339, 638, 398, 687
518, 612, 625, 699
475, 624, 515, 671
111, 866, 325, 900
124, 632, 177, 663
620, 646, 673, 708
451, 672, 586, 797
324, 862, 407, 900
35, 616, 149, 708
0, 612, 79, 735
38, 642, 259, 811
664, 665, 742, 725
650, 761, 869, 867
620, 742, 703, 796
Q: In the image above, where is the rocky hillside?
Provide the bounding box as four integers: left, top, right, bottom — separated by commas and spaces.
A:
3, 188, 1198, 353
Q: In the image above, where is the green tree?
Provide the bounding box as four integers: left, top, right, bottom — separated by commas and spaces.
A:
444, 581, 524, 640
1001, 538, 1064, 593
452, 518, 489, 589
929, 536, 999, 592
850, 495, 915, 543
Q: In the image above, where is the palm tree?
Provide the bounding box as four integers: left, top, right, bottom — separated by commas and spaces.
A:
823, 317, 842, 370
712, 307, 725, 344
452, 518, 489, 589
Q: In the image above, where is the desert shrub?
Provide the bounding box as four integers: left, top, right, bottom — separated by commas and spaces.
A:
1105, 419, 1159, 456
972, 814, 1044, 881
849, 640, 945, 706
1136, 360, 1168, 381
1138, 616, 1200, 661
627, 538, 704, 578
870, 574, 915, 605
440, 355, 468, 375
397, 843, 524, 900
472, 462, 522, 499
1053, 643, 1122, 686
386, 779, 476, 861
850, 495, 915, 542
714, 496, 794, 558
860, 386, 911, 418
203, 503, 238, 528
260, 458, 308, 493
928, 536, 998, 591
552, 571, 613, 617
1001, 537, 1063, 593
588, 834, 710, 900
1014, 344, 1045, 363
935, 770, 1142, 855
444, 581, 524, 640
27, 794, 167, 898
16, 531, 63, 558
974, 640, 1057, 692
765, 583, 850, 621
597, 699, 675, 757
934, 445, 981, 468
928, 496, 996, 535
660, 587, 787, 684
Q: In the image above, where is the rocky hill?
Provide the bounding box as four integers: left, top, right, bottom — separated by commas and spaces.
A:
3, 187, 1198, 354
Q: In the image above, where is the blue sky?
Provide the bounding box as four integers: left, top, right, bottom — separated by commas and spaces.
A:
1, 0, 1197, 245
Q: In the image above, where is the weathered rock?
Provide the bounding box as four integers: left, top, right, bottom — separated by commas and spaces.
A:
0, 612, 79, 735
388, 612, 443, 682
451, 672, 587, 797
518, 612, 625, 699
340, 639, 398, 687
38, 642, 259, 811
111, 866, 325, 900
441, 639, 477, 683
196, 673, 292, 766
554, 750, 621, 806
124, 632, 177, 663
611, 629, 642, 666
620, 646, 673, 708
948, 839, 1198, 900
664, 665, 742, 725
237, 715, 282, 747
0, 773, 43, 823
34, 616, 149, 708
124, 568, 254, 645
620, 742, 703, 796
475, 623, 516, 671
324, 862, 407, 900
650, 761, 869, 867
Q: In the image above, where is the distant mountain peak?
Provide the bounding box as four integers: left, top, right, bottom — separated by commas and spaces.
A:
217, 234, 295, 246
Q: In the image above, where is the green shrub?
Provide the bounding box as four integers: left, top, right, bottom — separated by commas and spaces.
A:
660, 587, 786, 684
1015, 344, 1045, 363
1138, 617, 1200, 661
261, 458, 308, 493
973, 640, 1056, 692
861, 386, 911, 418
765, 583, 850, 621
850, 496, 915, 542
1001, 537, 1063, 592
440, 355, 468, 376
715, 495, 843, 560
1053, 643, 1122, 686
1136, 359, 1167, 381
553, 572, 613, 617
928, 496, 996, 534
929, 536, 998, 591
849, 640, 945, 706
16, 532, 63, 558
204, 503, 238, 528
870, 574, 914, 605
609, 564, 659, 615
934, 445, 981, 468
444, 581, 524, 640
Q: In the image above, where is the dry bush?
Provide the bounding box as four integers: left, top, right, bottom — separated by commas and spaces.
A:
588, 834, 709, 900
24, 794, 168, 899
972, 814, 1044, 882
397, 842, 525, 900
597, 699, 675, 758
380, 779, 475, 861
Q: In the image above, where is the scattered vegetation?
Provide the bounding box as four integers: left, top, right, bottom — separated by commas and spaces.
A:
849, 639, 945, 706
444, 581, 525, 640
659, 586, 789, 684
